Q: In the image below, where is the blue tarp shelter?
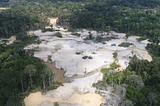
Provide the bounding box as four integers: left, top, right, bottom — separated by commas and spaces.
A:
93, 37, 97, 40
111, 43, 116, 46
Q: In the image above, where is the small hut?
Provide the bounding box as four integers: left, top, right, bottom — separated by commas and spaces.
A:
111, 43, 116, 46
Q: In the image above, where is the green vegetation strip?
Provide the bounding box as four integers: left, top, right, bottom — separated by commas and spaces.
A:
118, 42, 133, 47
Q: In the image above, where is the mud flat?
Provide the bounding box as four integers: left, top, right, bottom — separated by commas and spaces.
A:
24, 92, 106, 106
24, 92, 62, 106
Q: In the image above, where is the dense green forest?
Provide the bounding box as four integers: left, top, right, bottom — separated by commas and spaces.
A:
0, 0, 87, 38
68, 0, 160, 40
0, 7, 47, 38
2, 0, 160, 39
0, 37, 63, 106
0, 0, 9, 7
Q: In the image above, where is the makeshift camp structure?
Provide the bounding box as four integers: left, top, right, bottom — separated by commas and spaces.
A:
111, 43, 116, 46
93, 37, 97, 41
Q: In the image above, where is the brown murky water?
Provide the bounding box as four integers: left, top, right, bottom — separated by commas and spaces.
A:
24, 92, 106, 106
45, 62, 65, 83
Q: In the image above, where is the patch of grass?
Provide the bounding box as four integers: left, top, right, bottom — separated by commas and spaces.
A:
104, 37, 119, 41
54, 32, 62, 38
88, 56, 93, 59
101, 68, 109, 75
101, 62, 120, 74
54, 102, 59, 106
138, 36, 147, 41
96, 36, 103, 42
47, 82, 63, 90
71, 32, 81, 37
76, 51, 83, 55
112, 52, 117, 58
9, 36, 40, 48
64, 27, 67, 29
118, 42, 133, 47
92, 36, 119, 43
110, 62, 120, 70
42, 28, 54, 32
36, 40, 41, 44
76, 51, 81, 55
68, 27, 75, 32
92, 52, 97, 54
110, 93, 114, 97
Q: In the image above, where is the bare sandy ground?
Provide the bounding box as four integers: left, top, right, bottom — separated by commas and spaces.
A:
24, 92, 106, 106
48, 18, 58, 25
129, 46, 152, 61
27, 31, 34, 36
44, 72, 103, 99
7, 36, 16, 45
131, 36, 141, 39
115, 66, 126, 71
0, 7, 10, 10
98, 48, 116, 52
0, 36, 16, 45
45, 17, 58, 29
